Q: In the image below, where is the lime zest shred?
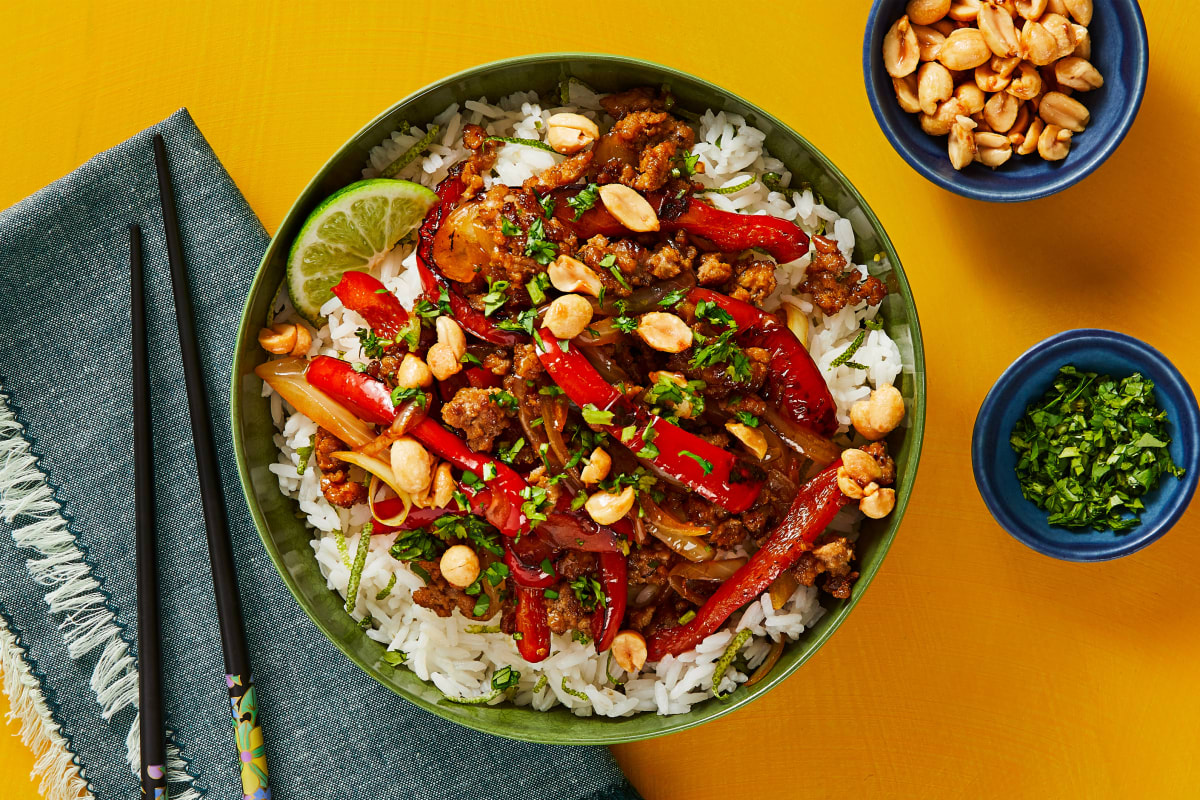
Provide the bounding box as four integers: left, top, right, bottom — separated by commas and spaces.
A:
558, 76, 596, 105
381, 125, 440, 178
697, 176, 755, 195
532, 674, 548, 694
464, 624, 501, 634
712, 628, 752, 700
443, 687, 502, 705
374, 573, 397, 601
829, 329, 867, 369
486, 135, 557, 154
606, 652, 626, 687
333, 529, 351, 569
344, 523, 373, 615
561, 677, 589, 701
295, 433, 315, 475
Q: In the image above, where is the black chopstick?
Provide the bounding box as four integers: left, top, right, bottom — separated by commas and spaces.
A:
131, 223, 169, 799
152, 134, 271, 798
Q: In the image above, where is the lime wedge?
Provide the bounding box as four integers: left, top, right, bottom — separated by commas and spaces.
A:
286, 178, 438, 324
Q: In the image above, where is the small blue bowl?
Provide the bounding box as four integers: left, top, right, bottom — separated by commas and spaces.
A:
863, 0, 1149, 202
973, 330, 1199, 561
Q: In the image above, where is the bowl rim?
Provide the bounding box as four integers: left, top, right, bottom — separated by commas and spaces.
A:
972, 328, 1200, 562
860, 0, 1150, 203
230, 51, 927, 743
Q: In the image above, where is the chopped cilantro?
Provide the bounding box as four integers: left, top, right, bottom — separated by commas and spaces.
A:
497, 307, 538, 335
582, 404, 615, 426
295, 434, 315, 475
735, 411, 760, 427
538, 385, 565, 397
568, 183, 601, 220
500, 218, 522, 237
570, 492, 587, 511
351, 361, 369, 374
429, 514, 503, 556
389, 527, 444, 562
694, 299, 735, 329
671, 151, 700, 178
497, 437, 526, 465
690, 329, 751, 381
613, 314, 638, 334
382, 650, 407, 667
524, 218, 558, 265
527, 272, 550, 305
491, 665, 520, 692
482, 278, 510, 317
356, 327, 392, 359
1010, 366, 1185, 531
680, 450, 715, 475
569, 575, 605, 611
482, 462, 498, 482
659, 287, 689, 308
543, 588, 560, 600
490, 390, 518, 411
678, 609, 696, 624
460, 351, 483, 367
390, 386, 427, 408
538, 192, 556, 218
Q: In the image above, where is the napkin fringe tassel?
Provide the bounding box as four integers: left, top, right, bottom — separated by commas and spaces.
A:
0, 622, 93, 800
0, 392, 201, 800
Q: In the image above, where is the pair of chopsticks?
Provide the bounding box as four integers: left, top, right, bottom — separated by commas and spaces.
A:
130, 135, 271, 799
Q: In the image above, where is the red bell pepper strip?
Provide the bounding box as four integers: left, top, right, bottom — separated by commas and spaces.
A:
415, 172, 527, 346
687, 288, 837, 436
645, 462, 848, 662
535, 330, 762, 513
504, 537, 557, 590
305, 355, 396, 426
367, 502, 457, 534
304, 356, 530, 535
408, 416, 529, 536
550, 187, 811, 264
591, 551, 627, 654
515, 585, 551, 663
330, 270, 411, 339
464, 366, 502, 389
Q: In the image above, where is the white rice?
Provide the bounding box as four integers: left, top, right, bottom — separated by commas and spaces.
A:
264, 89, 907, 716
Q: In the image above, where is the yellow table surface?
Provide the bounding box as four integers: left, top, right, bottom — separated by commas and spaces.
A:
2, 1, 1197, 797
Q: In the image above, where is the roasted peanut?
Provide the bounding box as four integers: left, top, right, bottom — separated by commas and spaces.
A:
545, 112, 599, 155
390, 437, 434, 495
1063, 0, 1091, 25
1054, 56, 1103, 91
932, 18, 959, 36
292, 325, 313, 356
984, 91, 1020, 132
894, 74, 922, 113
920, 97, 968, 135
579, 447, 612, 485
1038, 123, 1071, 160
431, 462, 455, 508
913, 24, 947, 61
850, 384, 906, 440
439, 545, 480, 588
1039, 90, 1089, 131
585, 486, 635, 526
1040, 13, 1078, 60
427, 316, 466, 381
1072, 24, 1091, 59
1019, 19, 1058, 66
918, 62, 955, 114
1014, 0, 1047, 19
860, 488, 897, 519
843, 448, 884, 485
954, 81, 987, 114
637, 312, 693, 353
544, 294, 594, 340
258, 323, 298, 355
548, 254, 603, 297
884, 15, 921, 77
1016, 116, 1045, 154
726, 421, 769, 460
1006, 60, 1043, 99
611, 630, 648, 673
978, 2, 1020, 57
938, 27, 992, 70
1007, 101, 1033, 144
396, 353, 434, 389
598, 184, 659, 232
975, 131, 1015, 167
975, 58, 1015, 92
948, 116, 978, 170
948, 0, 983, 22
1046, 0, 1069, 13
907, 0, 951, 25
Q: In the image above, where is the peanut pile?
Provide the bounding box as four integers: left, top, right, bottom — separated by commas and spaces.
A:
883, 0, 1100, 170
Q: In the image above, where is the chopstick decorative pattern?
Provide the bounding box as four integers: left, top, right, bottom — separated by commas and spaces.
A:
152, 133, 271, 800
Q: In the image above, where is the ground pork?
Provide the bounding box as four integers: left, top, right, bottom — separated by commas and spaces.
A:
314, 427, 367, 508
798, 235, 887, 316
441, 387, 512, 452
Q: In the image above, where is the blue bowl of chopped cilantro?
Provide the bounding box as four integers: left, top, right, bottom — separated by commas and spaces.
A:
973, 329, 1199, 561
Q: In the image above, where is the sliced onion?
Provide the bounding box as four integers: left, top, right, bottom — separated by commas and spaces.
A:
744, 639, 786, 688
332, 450, 412, 526
629, 583, 662, 608
760, 405, 842, 467
646, 524, 713, 562
577, 317, 623, 347
356, 399, 428, 457
768, 571, 799, 610
579, 345, 633, 387
430, 200, 495, 283
255, 357, 373, 447
781, 298, 810, 349
590, 272, 696, 316
668, 557, 746, 604
640, 495, 709, 538
368, 474, 412, 527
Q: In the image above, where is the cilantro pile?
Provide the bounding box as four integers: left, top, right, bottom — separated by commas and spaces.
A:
1009, 366, 1185, 532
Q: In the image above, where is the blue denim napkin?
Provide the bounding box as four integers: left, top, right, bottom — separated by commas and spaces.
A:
0, 109, 640, 800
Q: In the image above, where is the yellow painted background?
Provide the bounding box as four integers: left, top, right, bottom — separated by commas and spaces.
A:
2, 1, 1197, 797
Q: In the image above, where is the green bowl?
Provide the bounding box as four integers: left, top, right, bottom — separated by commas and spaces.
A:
231, 53, 926, 744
